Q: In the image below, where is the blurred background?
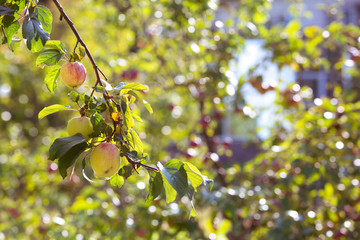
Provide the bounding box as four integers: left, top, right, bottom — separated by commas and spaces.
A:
2, 0, 360, 239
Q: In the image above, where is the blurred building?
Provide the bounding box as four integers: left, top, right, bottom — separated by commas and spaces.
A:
217, 0, 360, 163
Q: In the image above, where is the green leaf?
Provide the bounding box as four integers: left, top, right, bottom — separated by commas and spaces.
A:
95, 102, 107, 113
36, 49, 63, 67
114, 82, 128, 91
49, 133, 87, 161
44, 65, 61, 93
89, 114, 112, 137
38, 104, 71, 119
118, 164, 133, 179
132, 112, 143, 123
10, 35, 21, 51
190, 207, 197, 217
110, 174, 125, 188
146, 171, 163, 202
0, 6, 15, 16
93, 86, 104, 93
90, 113, 105, 137
162, 175, 177, 203
143, 100, 153, 115
3, 19, 20, 48
129, 95, 136, 105
123, 102, 134, 129
157, 160, 188, 199
68, 91, 79, 102
129, 90, 153, 114
78, 46, 86, 58
121, 83, 148, 91
187, 187, 197, 217
58, 141, 87, 179
36, 5, 52, 34
45, 40, 66, 53
184, 162, 203, 191
129, 129, 143, 154
22, 15, 49, 52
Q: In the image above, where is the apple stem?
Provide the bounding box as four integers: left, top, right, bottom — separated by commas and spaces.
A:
73, 40, 79, 53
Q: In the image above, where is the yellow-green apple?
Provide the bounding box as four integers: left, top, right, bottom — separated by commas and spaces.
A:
90, 142, 121, 178
67, 116, 93, 138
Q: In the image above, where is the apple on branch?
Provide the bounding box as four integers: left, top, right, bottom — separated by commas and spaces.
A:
60, 61, 87, 88
67, 116, 93, 138
90, 142, 121, 178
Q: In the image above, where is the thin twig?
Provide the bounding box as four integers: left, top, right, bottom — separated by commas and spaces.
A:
125, 155, 158, 172
97, 67, 109, 81
73, 40, 79, 53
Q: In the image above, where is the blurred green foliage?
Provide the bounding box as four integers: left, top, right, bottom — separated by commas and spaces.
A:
1, 0, 360, 239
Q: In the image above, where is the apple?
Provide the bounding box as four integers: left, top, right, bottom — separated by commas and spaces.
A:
121, 69, 138, 81
7, 208, 20, 218
67, 116, 93, 138
168, 103, 175, 111
200, 115, 211, 128
90, 142, 120, 178
60, 61, 87, 88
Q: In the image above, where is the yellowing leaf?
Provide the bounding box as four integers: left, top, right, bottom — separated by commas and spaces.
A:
38, 104, 73, 119
112, 112, 122, 122
184, 162, 204, 191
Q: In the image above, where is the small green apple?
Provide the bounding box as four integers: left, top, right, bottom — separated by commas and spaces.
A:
60, 61, 87, 88
90, 142, 121, 178
67, 116, 93, 138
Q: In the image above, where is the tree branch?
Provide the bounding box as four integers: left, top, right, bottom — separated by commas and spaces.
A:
125, 155, 159, 172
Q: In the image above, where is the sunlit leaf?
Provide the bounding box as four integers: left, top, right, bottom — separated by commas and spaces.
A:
123, 101, 134, 129
36, 49, 63, 67
38, 104, 71, 119
162, 175, 177, 203
36, 5, 52, 34
129, 90, 153, 114
110, 174, 124, 188
184, 162, 203, 191
129, 128, 143, 154
45, 40, 66, 53
121, 83, 148, 91
44, 65, 61, 93
157, 160, 188, 199
3, 17, 20, 48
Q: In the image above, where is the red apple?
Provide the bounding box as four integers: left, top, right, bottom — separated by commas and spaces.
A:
60, 61, 87, 88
